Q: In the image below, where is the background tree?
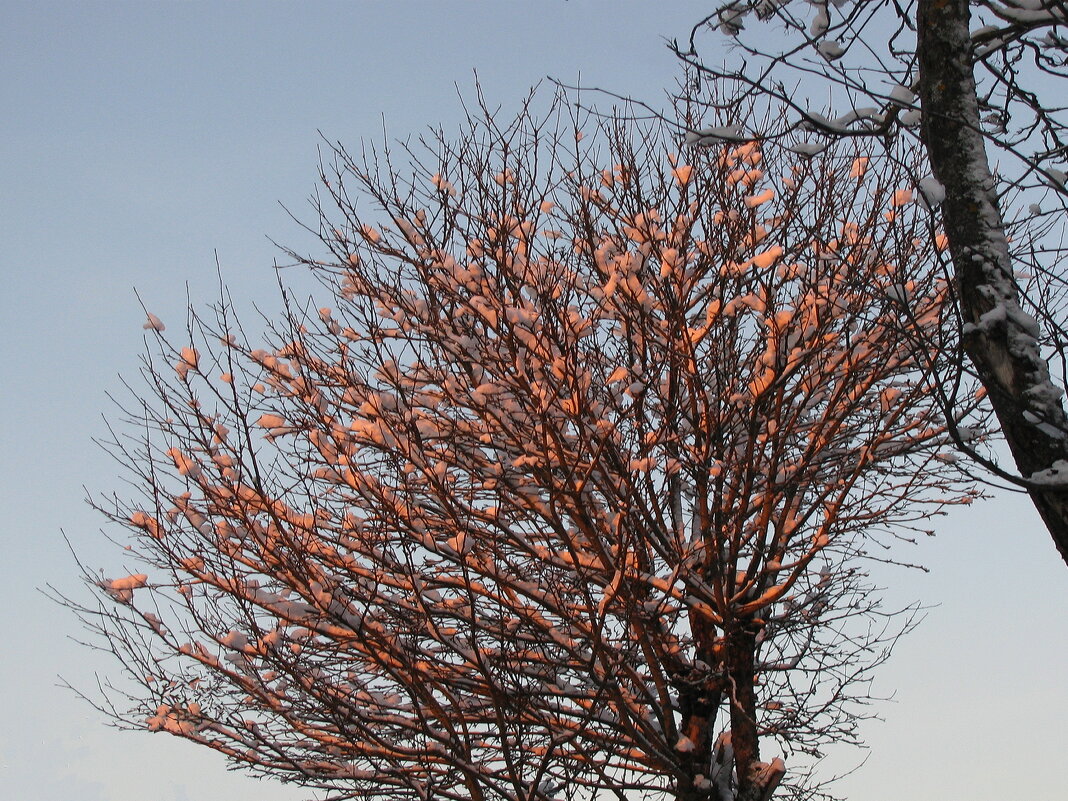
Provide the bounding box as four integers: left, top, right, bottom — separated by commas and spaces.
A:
674, 0, 1068, 564
70, 95, 980, 801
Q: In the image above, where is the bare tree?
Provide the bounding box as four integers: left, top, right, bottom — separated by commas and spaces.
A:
68, 94, 980, 801
674, 1, 1068, 564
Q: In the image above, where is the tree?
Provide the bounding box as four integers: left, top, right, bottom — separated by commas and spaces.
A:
70, 95, 980, 801
674, 1, 1068, 564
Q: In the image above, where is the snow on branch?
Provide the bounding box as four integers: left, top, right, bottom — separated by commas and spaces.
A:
75, 92, 985, 801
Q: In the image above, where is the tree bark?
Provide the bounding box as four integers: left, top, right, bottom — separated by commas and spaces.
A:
676, 612, 726, 800
918, 0, 1068, 565
674, 615, 784, 801
726, 623, 761, 800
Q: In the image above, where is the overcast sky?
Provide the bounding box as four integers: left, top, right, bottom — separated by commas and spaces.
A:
2, 3, 1065, 800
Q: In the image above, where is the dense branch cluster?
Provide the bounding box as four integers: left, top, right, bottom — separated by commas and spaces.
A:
676, 0, 1068, 562
74, 98, 981, 801
679, 0, 1068, 377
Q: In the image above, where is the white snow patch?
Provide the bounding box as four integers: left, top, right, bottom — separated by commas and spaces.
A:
919, 176, 946, 205
685, 125, 747, 145
817, 40, 846, 60
1028, 459, 1068, 485
789, 141, 827, 157
889, 84, 917, 105
675, 735, 696, 753
810, 7, 830, 37
900, 109, 922, 127
102, 573, 148, 602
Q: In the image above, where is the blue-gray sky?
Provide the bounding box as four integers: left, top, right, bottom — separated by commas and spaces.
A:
2, 3, 1065, 800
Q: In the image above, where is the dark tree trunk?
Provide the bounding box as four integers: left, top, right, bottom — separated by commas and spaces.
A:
676, 612, 726, 800
726, 622, 760, 800
918, 0, 1068, 565
674, 614, 782, 801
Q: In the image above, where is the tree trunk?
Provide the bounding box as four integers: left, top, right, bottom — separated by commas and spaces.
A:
725, 623, 761, 800
917, 0, 1068, 565
674, 615, 785, 801
676, 612, 726, 800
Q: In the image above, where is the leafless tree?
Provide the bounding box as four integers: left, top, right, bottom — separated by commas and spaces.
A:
67, 94, 981, 801
674, 0, 1068, 565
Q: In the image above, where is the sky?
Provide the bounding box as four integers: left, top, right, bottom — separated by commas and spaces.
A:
1, 2, 1065, 800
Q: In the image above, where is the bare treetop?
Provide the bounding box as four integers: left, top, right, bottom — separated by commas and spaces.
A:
71, 94, 982, 801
